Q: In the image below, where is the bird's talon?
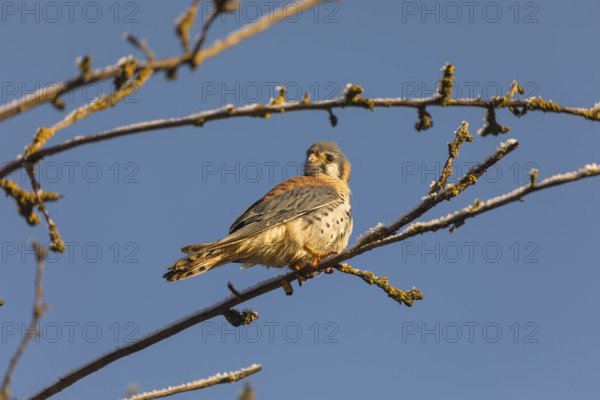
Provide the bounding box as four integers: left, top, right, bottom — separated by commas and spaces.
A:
303, 244, 335, 269
293, 263, 321, 286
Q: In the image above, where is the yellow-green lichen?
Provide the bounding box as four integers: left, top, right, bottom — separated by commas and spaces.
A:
430, 123, 473, 194
438, 63, 455, 106
114, 57, 138, 89
26, 127, 55, 157
336, 264, 424, 307
526, 97, 562, 113
343, 84, 374, 110
1, 179, 62, 226
479, 107, 511, 137
175, 1, 199, 52
270, 86, 286, 105
77, 55, 92, 81
530, 169, 539, 187
302, 92, 311, 104
415, 107, 433, 131
224, 308, 259, 327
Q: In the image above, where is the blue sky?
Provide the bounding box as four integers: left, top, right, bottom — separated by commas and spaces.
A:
1, 1, 599, 399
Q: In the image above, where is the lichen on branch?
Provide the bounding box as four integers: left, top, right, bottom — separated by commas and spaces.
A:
336, 264, 424, 307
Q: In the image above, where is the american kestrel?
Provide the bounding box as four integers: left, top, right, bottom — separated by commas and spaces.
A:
164, 141, 353, 282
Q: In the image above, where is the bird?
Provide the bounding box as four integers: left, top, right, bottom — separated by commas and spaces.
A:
164, 141, 353, 282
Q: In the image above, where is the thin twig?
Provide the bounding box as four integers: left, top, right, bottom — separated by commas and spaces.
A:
175, 0, 201, 53
123, 33, 156, 61
429, 121, 473, 194
189, 2, 224, 68
1, 243, 48, 400
122, 364, 262, 400
325, 163, 600, 265
239, 382, 256, 400
357, 137, 519, 246
192, 0, 326, 67
27, 161, 600, 400
26, 166, 64, 252
335, 264, 424, 307
24, 65, 153, 157
227, 282, 242, 299
0, 0, 329, 122
0, 178, 61, 225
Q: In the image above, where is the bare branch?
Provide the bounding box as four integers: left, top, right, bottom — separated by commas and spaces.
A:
402, 163, 600, 235
0, 0, 329, 122
0, 91, 528, 181
123, 33, 156, 61
238, 382, 256, 400
27, 158, 599, 400
28, 276, 284, 400
192, 0, 326, 67
3, 60, 600, 178
1, 243, 48, 400
189, 0, 239, 69
327, 163, 600, 264
122, 364, 262, 400
24, 65, 153, 157
356, 136, 520, 247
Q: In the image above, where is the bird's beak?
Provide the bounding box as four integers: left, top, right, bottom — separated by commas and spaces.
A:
308, 153, 320, 163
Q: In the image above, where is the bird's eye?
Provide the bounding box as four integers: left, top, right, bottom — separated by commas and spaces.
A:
325, 154, 334, 162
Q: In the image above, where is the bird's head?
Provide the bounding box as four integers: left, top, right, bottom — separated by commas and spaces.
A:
304, 141, 351, 184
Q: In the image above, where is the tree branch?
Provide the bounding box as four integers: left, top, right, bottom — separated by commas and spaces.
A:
0, 0, 328, 122
23, 65, 153, 157
376, 162, 600, 244
27, 153, 599, 400
122, 364, 262, 400
0, 179, 61, 226
324, 163, 600, 265
355, 135, 519, 247
335, 264, 424, 307
123, 33, 156, 62
26, 165, 65, 252
189, 0, 236, 69
1, 243, 48, 400
0, 79, 574, 181
174, 0, 201, 54
429, 121, 473, 195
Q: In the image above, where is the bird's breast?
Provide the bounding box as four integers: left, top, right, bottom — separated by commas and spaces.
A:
293, 191, 353, 254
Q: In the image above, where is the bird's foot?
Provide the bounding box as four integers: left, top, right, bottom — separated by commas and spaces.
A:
292, 264, 319, 286
303, 245, 335, 268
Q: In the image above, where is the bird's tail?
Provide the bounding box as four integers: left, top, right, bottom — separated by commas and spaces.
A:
163, 242, 237, 282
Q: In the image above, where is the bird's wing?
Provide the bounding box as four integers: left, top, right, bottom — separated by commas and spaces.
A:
221, 184, 342, 245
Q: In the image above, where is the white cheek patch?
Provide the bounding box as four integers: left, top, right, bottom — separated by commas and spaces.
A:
324, 163, 339, 179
